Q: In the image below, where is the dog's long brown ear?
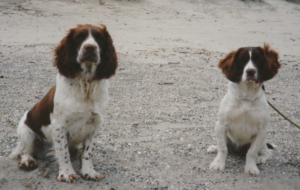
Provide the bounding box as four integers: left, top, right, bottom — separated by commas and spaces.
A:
261, 43, 281, 81
94, 25, 118, 80
218, 50, 240, 82
218, 51, 235, 75
54, 28, 82, 78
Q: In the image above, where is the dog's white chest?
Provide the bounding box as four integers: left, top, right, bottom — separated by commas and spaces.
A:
226, 100, 268, 145
41, 74, 108, 145
64, 112, 101, 145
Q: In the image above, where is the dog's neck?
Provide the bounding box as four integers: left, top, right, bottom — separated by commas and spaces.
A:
63, 75, 97, 101
80, 62, 98, 82
228, 81, 264, 101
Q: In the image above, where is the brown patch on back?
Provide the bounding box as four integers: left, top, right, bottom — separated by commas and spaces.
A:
25, 85, 56, 139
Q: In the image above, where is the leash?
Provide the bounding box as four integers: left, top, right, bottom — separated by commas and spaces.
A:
267, 100, 300, 130
263, 85, 299, 129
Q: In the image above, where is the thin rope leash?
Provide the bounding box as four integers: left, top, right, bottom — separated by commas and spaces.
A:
268, 100, 300, 130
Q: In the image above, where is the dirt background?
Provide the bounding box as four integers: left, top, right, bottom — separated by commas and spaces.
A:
0, 0, 300, 189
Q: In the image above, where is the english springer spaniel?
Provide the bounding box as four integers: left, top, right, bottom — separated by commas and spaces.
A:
10, 24, 118, 183
207, 43, 281, 175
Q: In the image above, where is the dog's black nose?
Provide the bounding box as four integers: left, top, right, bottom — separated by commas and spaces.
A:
84, 45, 97, 52
246, 68, 256, 76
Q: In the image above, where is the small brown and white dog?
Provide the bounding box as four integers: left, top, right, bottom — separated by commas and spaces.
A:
10, 24, 118, 183
207, 43, 280, 175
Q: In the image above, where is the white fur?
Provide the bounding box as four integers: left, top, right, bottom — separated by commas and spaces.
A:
52, 74, 107, 182
10, 112, 36, 160
208, 81, 273, 176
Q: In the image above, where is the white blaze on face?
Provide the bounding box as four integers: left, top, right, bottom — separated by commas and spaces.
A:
242, 50, 258, 82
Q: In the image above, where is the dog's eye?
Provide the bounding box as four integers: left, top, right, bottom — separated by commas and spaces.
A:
92, 32, 103, 41
237, 55, 249, 63
251, 48, 265, 63
236, 49, 250, 64
74, 32, 87, 41
238, 57, 247, 62
252, 54, 264, 64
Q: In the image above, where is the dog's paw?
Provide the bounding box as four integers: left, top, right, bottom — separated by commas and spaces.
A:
18, 155, 38, 170
256, 148, 272, 164
207, 145, 218, 154
57, 172, 80, 183
209, 158, 225, 171
256, 155, 268, 164
81, 169, 102, 181
244, 165, 260, 176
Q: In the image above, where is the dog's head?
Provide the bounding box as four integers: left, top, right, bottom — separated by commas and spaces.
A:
54, 24, 118, 80
218, 43, 281, 83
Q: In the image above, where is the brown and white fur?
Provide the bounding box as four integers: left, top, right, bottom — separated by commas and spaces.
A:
207, 43, 280, 176
10, 24, 118, 183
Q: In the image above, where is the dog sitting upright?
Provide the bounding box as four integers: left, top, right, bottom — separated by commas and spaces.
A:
10, 24, 118, 183
207, 43, 281, 175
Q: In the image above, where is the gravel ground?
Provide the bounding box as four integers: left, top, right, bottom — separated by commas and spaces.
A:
0, 0, 300, 189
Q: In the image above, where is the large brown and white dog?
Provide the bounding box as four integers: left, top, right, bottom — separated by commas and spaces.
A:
207, 43, 280, 175
10, 24, 118, 183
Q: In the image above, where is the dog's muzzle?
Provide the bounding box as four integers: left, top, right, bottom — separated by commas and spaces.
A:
245, 68, 257, 82
79, 44, 99, 64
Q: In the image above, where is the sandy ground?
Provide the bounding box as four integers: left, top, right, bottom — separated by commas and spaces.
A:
0, 0, 300, 189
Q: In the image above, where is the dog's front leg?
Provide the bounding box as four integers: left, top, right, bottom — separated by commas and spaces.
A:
52, 121, 79, 183
80, 127, 102, 181
244, 130, 266, 176
209, 121, 228, 171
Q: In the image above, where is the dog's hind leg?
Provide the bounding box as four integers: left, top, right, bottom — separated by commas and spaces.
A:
10, 112, 38, 170
256, 143, 275, 164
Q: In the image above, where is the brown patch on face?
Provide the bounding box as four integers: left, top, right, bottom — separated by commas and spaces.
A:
53, 26, 87, 78
248, 44, 280, 83
259, 43, 281, 81
218, 48, 250, 82
25, 85, 56, 139
92, 24, 118, 80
